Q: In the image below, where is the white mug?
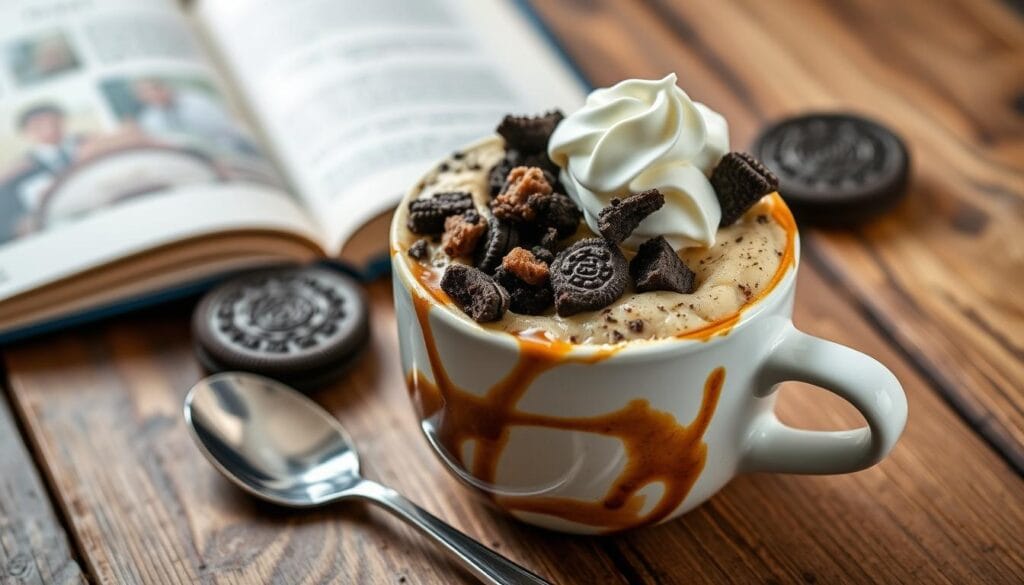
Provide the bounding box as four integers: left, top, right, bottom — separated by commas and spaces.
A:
390, 191, 907, 535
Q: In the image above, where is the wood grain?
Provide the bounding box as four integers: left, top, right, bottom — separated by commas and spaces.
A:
529, 0, 1024, 473
2, 0, 1024, 583
0, 381, 84, 584
4, 268, 1024, 584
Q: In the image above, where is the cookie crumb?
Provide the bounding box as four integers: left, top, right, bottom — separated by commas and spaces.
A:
441, 211, 487, 258
501, 247, 549, 285
493, 166, 551, 222
407, 239, 429, 260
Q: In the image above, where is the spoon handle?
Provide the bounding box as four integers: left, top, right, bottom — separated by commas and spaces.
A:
350, 480, 552, 585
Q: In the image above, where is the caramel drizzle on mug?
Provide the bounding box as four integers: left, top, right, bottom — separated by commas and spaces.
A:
408, 292, 725, 532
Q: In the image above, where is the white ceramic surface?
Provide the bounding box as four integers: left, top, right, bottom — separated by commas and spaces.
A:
390, 174, 907, 535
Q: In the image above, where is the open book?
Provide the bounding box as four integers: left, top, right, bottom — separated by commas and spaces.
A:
0, 0, 587, 342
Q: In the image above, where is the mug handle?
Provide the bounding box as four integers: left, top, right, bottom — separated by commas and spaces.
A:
741, 323, 908, 474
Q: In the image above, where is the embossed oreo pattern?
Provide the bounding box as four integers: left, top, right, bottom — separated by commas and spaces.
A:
551, 238, 628, 316
753, 113, 909, 224
193, 266, 370, 391
212, 273, 345, 353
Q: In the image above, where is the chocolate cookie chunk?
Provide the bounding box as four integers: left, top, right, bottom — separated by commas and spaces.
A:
495, 267, 553, 315
407, 191, 475, 235
407, 238, 429, 260
752, 113, 910, 225
711, 152, 779, 226
440, 264, 509, 322
531, 245, 555, 266
550, 238, 628, 316
493, 166, 551, 223
597, 189, 665, 242
528, 191, 582, 238
192, 266, 370, 392
475, 217, 520, 274
441, 210, 487, 258
496, 111, 564, 154
501, 247, 549, 285
630, 236, 696, 294
488, 149, 561, 197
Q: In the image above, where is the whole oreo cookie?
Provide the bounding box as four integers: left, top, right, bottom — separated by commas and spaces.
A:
192, 266, 370, 392
752, 113, 909, 225
550, 238, 628, 316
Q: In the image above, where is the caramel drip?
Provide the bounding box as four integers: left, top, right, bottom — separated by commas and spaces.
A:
672, 193, 797, 341
408, 293, 725, 533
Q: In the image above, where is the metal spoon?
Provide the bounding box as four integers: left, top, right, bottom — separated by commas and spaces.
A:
184, 372, 550, 585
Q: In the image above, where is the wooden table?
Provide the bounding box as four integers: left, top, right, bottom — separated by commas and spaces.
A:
3, 1, 1023, 583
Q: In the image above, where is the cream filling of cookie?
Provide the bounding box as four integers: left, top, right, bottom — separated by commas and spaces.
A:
396, 138, 789, 345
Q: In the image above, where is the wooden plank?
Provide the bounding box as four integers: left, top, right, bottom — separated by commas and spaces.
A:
4, 268, 1024, 584
528, 0, 1024, 472
0, 378, 84, 584
2, 290, 624, 585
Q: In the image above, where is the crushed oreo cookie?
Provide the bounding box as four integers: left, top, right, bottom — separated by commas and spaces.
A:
440, 264, 509, 322
711, 152, 779, 226
537, 227, 560, 252
528, 191, 582, 238
407, 239, 429, 260
531, 245, 555, 265
551, 238, 628, 316
597, 189, 665, 243
475, 217, 520, 274
630, 236, 696, 294
493, 166, 551, 222
496, 111, 564, 154
407, 191, 474, 235
441, 210, 487, 258
501, 247, 549, 286
495, 266, 553, 315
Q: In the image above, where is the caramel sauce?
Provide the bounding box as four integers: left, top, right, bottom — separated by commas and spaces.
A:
396, 193, 793, 530
408, 292, 725, 532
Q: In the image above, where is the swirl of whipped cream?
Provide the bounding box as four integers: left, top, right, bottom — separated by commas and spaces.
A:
548, 74, 729, 249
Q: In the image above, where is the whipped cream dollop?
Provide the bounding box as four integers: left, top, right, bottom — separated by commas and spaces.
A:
548, 74, 729, 249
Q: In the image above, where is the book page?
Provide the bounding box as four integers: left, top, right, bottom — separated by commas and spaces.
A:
0, 0, 321, 302
195, 0, 588, 253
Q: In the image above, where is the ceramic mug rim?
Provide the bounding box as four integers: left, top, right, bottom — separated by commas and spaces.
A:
390, 136, 802, 362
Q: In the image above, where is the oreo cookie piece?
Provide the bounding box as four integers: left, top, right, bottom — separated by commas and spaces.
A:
630, 236, 696, 294
407, 191, 474, 235
597, 189, 665, 242
193, 266, 370, 392
529, 191, 582, 238
488, 149, 561, 197
752, 113, 910, 225
711, 153, 779, 226
495, 267, 553, 316
496, 111, 564, 154
475, 217, 520, 274
550, 238, 628, 316
440, 264, 509, 322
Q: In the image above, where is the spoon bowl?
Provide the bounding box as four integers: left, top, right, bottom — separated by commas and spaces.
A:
184, 372, 550, 585
185, 372, 362, 507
